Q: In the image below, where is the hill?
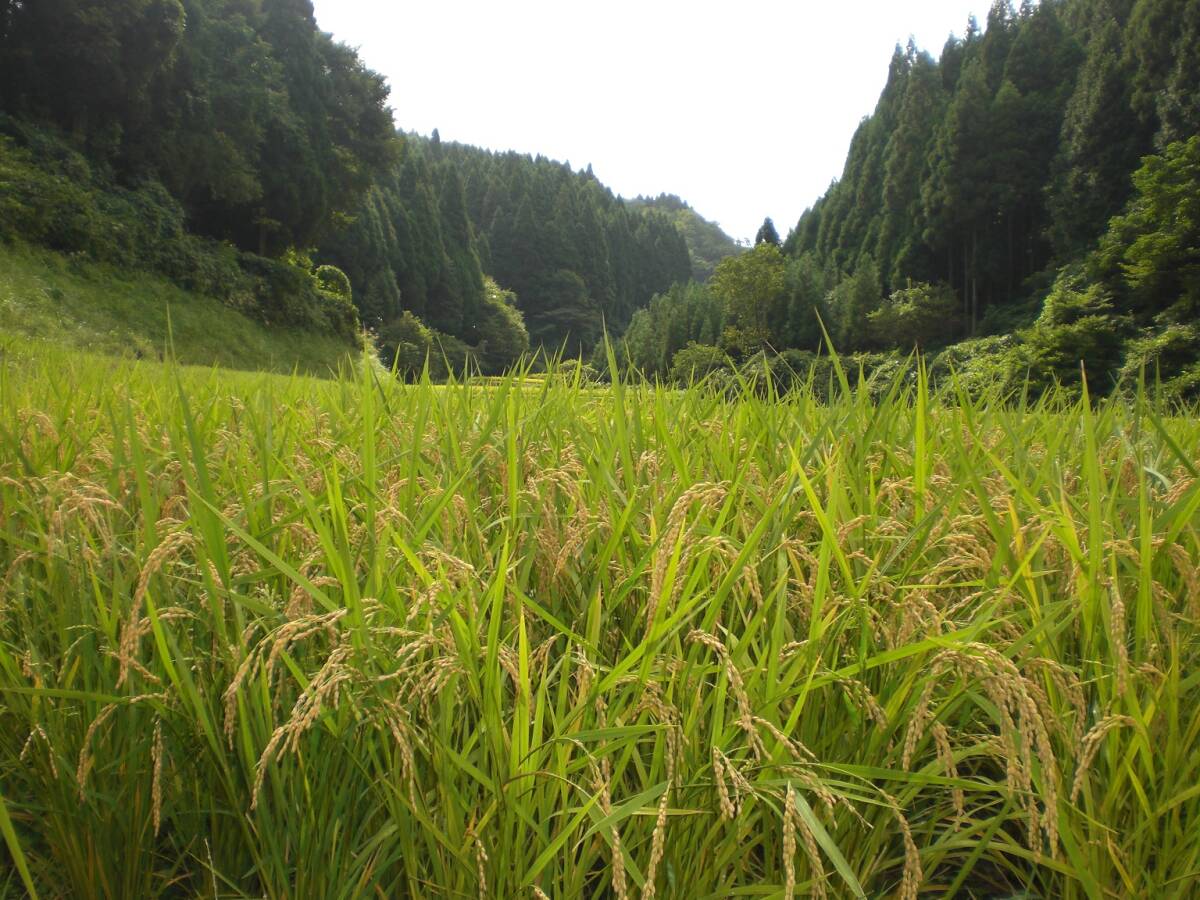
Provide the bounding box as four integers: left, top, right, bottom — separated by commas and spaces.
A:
628, 193, 744, 282
318, 135, 693, 358
1, 3, 701, 371
781, 0, 1200, 392
604, 0, 1200, 398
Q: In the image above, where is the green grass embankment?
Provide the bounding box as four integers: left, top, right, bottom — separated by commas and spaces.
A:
0, 243, 359, 375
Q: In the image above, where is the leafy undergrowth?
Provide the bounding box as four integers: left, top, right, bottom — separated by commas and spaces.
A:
0, 244, 359, 376
0, 345, 1198, 898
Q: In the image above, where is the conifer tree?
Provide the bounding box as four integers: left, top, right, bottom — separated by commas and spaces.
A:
755, 217, 781, 247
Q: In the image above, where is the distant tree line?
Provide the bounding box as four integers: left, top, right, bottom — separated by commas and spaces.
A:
4, 0, 1195, 391
320, 135, 693, 362
625, 194, 744, 282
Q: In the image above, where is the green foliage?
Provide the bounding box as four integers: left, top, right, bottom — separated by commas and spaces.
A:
737, 349, 825, 396
475, 276, 529, 374
0, 124, 357, 338
929, 334, 1024, 396
754, 216, 781, 247
1022, 269, 1131, 388
1118, 323, 1200, 400
446, 142, 692, 351
710, 242, 787, 351
377, 310, 437, 378
314, 265, 352, 302
1096, 136, 1200, 322
667, 341, 731, 384
829, 258, 883, 350
867, 281, 963, 350
610, 281, 725, 377
0, 243, 358, 373
374, 309, 487, 381
779, 0, 1199, 397
1049, 15, 1143, 257
781, 252, 832, 350
628, 194, 743, 282
0, 0, 396, 255
324, 140, 693, 358
319, 139, 487, 334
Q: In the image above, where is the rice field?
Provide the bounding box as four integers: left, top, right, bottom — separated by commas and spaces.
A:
1, 344, 1198, 898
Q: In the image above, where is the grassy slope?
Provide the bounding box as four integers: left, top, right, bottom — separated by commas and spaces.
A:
0, 243, 358, 375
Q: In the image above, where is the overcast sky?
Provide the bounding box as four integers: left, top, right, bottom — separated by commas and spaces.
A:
312, 1, 989, 243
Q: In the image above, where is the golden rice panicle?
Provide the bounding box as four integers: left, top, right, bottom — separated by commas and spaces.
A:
151, 717, 164, 836
931, 723, 965, 824
75, 703, 118, 800
1071, 716, 1137, 803
589, 756, 628, 900
119, 530, 195, 687
782, 783, 797, 900
647, 483, 727, 633
641, 707, 679, 900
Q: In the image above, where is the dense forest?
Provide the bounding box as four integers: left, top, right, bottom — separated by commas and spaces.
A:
616, 0, 1200, 398
626, 194, 744, 282
0, 0, 396, 341
318, 134, 693, 363
0, 0, 396, 256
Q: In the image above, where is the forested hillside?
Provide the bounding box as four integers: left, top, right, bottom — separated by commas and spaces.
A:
3, 0, 1196, 388
627, 194, 744, 282
319, 134, 692, 360
0, 1, 697, 371
0, 0, 394, 349
785, 0, 1200, 392
613, 0, 1199, 398
0, 0, 396, 257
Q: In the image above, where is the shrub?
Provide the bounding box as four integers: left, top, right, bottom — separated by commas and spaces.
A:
867, 282, 963, 351
1118, 323, 1200, 400
738, 349, 822, 395
377, 311, 434, 377
669, 342, 732, 385
0, 120, 359, 344
376, 311, 474, 379
475, 277, 529, 374
931, 335, 1025, 398
315, 265, 353, 302
1021, 269, 1132, 390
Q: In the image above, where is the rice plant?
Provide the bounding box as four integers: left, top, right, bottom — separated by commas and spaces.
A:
0, 343, 1197, 898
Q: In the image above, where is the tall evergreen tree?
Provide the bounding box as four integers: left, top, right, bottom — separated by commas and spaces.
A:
1050, 12, 1143, 256
755, 217, 781, 247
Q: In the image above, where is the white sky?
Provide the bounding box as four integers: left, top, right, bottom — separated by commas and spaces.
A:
312, 1, 989, 244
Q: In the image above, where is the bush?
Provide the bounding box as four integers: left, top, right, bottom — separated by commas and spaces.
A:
0, 120, 359, 344
1022, 269, 1131, 390
1118, 324, 1200, 400
931, 335, 1025, 398
0, 135, 109, 254
668, 342, 732, 385
738, 349, 822, 395
430, 331, 477, 380
315, 265, 353, 302
867, 282, 963, 351
377, 311, 435, 377
475, 277, 529, 374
